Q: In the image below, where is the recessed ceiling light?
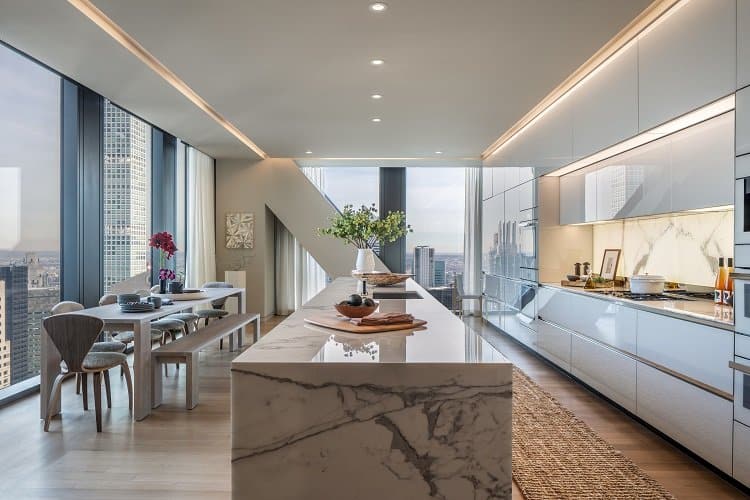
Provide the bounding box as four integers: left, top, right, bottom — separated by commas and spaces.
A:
371, 94, 383, 100
370, 59, 384, 66
305, 150, 313, 154
371, 118, 382, 123
369, 2, 388, 12
435, 151, 443, 155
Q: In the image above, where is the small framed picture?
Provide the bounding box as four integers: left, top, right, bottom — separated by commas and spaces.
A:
600, 249, 621, 281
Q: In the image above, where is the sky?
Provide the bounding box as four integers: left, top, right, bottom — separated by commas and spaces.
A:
321, 167, 465, 253
0, 45, 60, 252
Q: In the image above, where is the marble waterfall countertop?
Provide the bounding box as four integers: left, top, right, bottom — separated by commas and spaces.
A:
540, 282, 734, 331
231, 278, 513, 500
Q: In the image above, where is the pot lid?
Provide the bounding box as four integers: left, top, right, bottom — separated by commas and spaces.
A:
630, 274, 666, 281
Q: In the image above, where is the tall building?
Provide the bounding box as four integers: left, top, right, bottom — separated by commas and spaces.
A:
103, 100, 151, 292
26, 287, 59, 377
0, 280, 11, 389
433, 260, 446, 287
413, 246, 435, 287
0, 264, 29, 385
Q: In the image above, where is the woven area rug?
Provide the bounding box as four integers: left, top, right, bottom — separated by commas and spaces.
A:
512, 368, 675, 500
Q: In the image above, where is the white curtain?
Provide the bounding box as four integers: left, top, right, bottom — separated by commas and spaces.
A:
275, 218, 327, 315
463, 167, 482, 315
186, 147, 216, 288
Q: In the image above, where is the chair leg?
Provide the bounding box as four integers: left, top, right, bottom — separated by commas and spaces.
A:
122, 362, 133, 411
93, 372, 102, 432
103, 370, 112, 409
76, 373, 81, 394
219, 337, 223, 350
44, 373, 66, 432
81, 373, 89, 410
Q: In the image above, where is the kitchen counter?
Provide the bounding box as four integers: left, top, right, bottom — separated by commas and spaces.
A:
540, 283, 733, 331
231, 278, 513, 500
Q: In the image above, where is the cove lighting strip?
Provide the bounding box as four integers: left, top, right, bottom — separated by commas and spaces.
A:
482, 0, 682, 160
544, 94, 735, 177
67, 0, 268, 159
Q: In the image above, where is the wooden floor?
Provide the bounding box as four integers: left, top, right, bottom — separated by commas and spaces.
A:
0, 315, 746, 499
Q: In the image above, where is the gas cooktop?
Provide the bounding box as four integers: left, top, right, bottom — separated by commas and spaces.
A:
594, 291, 687, 301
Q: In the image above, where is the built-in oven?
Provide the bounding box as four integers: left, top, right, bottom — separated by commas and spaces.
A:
732, 333, 750, 427
734, 158, 750, 257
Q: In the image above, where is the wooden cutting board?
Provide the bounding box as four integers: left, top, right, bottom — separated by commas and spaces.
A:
304, 314, 427, 334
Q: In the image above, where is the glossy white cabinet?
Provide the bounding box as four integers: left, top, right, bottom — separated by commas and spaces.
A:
518, 180, 536, 211
739, 0, 750, 89
571, 334, 637, 413
636, 362, 733, 474
670, 111, 734, 211
504, 167, 520, 192
734, 422, 750, 486
636, 310, 734, 395
537, 287, 637, 354
482, 168, 492, 200
482, 195, 504, 275
572, 43, 638, 159
738, 87, 750, 157
493, 166, 506, 195
638, 0, 736, 131
611, 139, 671, 218
537, 320, 571, 372
559, 168, 586, 225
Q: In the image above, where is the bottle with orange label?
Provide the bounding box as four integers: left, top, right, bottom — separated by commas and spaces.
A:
714, 257, 725, 304
723, 257, 734, 306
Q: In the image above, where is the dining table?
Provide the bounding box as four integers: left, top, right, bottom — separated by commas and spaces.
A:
40, 287, 247, 421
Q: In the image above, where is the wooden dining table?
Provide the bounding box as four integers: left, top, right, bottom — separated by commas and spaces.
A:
40, 287, 247, 421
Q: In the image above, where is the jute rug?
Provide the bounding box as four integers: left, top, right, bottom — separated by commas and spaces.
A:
512, 368, 675, 499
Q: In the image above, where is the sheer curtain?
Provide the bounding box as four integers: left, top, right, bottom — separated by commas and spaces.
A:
463, 166, 482, 315
185, 147, 216, 288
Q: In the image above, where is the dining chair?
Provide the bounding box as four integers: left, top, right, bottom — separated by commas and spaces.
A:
43, 313, 133, 432
455, 273, 483, 317
195, 282, 233, 349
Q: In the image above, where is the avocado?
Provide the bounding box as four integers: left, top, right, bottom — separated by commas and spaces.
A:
347, 294, 363, 306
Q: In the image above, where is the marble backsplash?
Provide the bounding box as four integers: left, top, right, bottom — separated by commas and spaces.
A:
592, 210, 733, 287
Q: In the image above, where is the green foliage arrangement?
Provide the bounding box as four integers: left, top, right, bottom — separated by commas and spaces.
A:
319, 203, 412, 249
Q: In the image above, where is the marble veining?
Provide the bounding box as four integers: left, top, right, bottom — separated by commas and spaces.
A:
231, 278, 513, 499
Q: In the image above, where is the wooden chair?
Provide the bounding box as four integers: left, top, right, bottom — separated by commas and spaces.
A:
195, 282, 233, 349
43, 313, 133, 432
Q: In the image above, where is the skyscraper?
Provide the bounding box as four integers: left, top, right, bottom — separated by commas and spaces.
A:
433, 260, 446, 287
414, 246, 435, 287
103, 100, 151, 292
0, 264, 29, 385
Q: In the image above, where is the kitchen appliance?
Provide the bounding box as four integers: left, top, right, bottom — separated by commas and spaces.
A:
593, 290, 688, 301
629, 274, 666, 294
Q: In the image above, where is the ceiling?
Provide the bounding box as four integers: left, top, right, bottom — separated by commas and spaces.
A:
0, 0, 652, 160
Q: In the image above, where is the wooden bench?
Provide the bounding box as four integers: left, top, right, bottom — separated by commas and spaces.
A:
151, 313, 260, 409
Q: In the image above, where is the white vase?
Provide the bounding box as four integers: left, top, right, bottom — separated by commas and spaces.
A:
355, 248, 376, 273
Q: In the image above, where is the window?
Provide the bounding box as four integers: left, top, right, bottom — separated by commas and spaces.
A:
0, 44, 61, 389
102, 100, 152, 292
405, 168, 465, 290
174, 140, 187, 280
301, 166, 380, 213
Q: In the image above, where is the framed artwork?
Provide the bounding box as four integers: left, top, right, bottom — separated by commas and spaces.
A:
599, 249, 621, 281
226, 212, 254, 249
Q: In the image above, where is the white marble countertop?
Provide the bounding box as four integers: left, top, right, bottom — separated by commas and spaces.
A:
234, 278, 511, 365
540, 282, 734, 331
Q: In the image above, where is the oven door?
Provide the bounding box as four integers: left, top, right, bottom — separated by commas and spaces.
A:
735, 276, 750, 335
731, 355, 750, 427
735, 177, 750, 245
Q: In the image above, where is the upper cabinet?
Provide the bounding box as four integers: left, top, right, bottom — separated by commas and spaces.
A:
572, 43, 638, 159
738, 87, 750, 156
638, 0, 736, 132
482, 168, 493, 200
739, 0, 750, 89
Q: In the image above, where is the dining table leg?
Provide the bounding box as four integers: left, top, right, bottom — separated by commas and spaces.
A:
40, 323, 62, 420
237, 290, 246, 348
133, 319, 152, 420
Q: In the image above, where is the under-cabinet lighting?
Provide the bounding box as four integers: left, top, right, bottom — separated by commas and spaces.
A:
67, 0, 268, 159
544, 95, 735, 177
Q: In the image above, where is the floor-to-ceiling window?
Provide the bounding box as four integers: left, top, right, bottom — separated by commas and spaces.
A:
0, 44, 61, 390
405, 168, 466, 290
102, 100, 152, 292
174, 140, 187, 281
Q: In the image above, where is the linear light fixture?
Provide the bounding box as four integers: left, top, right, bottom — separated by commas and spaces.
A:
482, 0, 682, 160
544, 95, 735, 177
67, 0, 268, 159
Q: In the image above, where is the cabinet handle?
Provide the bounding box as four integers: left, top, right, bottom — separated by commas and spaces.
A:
518, 220, 537, 228
730, 360, 750, 375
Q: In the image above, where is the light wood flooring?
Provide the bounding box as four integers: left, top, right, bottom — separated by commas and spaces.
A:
0, 315, 746, 499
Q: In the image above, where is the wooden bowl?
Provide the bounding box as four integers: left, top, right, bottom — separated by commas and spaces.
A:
350, 272, 412, 287
334, 302, 379, 319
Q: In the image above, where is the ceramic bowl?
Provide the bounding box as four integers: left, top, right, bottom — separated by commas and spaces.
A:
117, 293, 141, 305
334, 302, 379, 319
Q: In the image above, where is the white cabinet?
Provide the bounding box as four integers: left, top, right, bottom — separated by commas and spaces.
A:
571, 334, 637, 413
518, 180, 536, 211
608, 139, 671, 218
482, 168, 492, 200
637, 310, 734, 395
739, 0, 750, 89
504, 167, 520, 192
482, 195, 504, 276
670, 111, 734, 211
537, 320, 571, 372
493, 167, 507, 194
638, 0, 736, 131
559, 164, 598, 224
636, 362, 733, 474
572, 43, 638, 158
734, 422, 750, 487
738, 87, 750, 156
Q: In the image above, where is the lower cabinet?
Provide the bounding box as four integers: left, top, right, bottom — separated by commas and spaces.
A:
734, 422, 750, 486
537, 320, 571, 372
503, 312, 537, 352
571, 334, 637, 413
636, 362, 733, 474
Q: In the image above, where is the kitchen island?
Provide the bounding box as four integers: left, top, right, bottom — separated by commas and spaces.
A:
231, 278, 512, 500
